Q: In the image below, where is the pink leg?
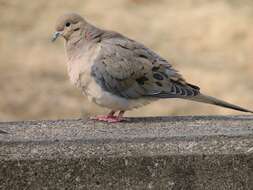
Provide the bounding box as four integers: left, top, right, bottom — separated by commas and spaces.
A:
103, 110, 126, 123
90, 110, 126, 123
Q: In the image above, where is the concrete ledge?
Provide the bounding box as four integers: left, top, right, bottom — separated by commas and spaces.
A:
0, 115, 253, 189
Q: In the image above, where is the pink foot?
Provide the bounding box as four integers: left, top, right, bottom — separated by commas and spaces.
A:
90, 115, 125, 123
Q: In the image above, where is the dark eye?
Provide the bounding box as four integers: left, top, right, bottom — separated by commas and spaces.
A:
65, 22, 71, 27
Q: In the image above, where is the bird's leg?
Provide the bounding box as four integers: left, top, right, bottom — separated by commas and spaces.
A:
90, 110, 117, 122
104, 110, 125, 123
91, 110, 126, 123
105, 111, 126, 123
107, 110, 116, 117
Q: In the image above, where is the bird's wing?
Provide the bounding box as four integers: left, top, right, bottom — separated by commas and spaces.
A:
91, 33, 200, 99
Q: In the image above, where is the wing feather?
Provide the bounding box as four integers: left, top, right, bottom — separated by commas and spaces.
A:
91, 32, 200, 99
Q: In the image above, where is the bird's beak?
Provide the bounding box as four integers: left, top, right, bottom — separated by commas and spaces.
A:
51, 31, 63, 42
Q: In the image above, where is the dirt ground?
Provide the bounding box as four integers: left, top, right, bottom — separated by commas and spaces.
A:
0, 0, 253, 121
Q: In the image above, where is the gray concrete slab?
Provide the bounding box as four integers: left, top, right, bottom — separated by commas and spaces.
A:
0, 115, 253, 189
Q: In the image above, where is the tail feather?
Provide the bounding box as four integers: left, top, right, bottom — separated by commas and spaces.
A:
187, 93, 253, 114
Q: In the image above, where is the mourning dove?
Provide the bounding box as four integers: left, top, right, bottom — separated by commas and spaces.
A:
52, 13, 253, 122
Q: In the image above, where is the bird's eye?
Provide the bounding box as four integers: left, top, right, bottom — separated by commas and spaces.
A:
65, 22, 71, 27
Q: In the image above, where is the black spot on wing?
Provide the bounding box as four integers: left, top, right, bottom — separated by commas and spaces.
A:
156, 81, 163, 87
136, 76, 149, 85
152, 66, 160, 72
160, 72, 169, 79
153, 73, 164, 80
139, 54, 149, 59
116, 44, 130, 50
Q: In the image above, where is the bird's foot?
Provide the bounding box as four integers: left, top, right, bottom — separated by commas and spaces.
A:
90, 115, 125, 123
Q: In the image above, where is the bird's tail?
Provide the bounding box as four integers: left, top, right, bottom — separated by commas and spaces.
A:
187, 93, 253, 114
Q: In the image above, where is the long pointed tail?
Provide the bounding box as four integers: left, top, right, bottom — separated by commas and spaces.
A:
187, 93, 253, 114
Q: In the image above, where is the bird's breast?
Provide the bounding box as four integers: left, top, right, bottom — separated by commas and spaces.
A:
67, 44, 101, 88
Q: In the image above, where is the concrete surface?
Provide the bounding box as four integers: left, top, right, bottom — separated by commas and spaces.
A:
0, 115, 252, 189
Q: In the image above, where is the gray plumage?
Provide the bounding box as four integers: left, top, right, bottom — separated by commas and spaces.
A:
91, 34, 200, 99
52, 13, 253, 118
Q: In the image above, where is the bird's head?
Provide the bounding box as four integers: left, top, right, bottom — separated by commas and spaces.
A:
52, 13, 86, 42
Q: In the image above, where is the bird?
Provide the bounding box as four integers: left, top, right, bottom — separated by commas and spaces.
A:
52, 12, 253, 123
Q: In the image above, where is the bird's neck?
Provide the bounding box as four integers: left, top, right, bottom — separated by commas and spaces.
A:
65, 24, 103, 60
83, 24, 104, 43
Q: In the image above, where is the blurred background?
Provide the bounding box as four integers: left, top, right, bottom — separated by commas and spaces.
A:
0, 0, 253, 121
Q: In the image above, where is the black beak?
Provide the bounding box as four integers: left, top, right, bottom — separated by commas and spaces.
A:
51, 31, 62, 42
